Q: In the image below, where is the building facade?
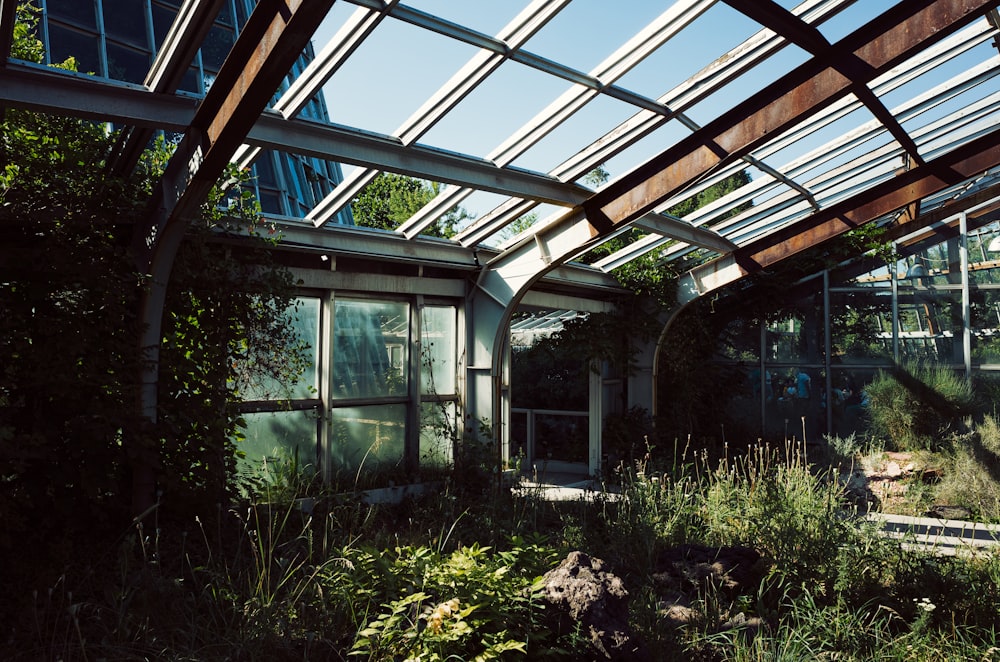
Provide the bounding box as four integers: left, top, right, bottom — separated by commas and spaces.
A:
39, 0, 351, 222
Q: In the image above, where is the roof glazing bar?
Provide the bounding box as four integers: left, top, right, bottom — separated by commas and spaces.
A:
454, 0, 856, 248
395, 0, 717, 239
306, 0, 570, 227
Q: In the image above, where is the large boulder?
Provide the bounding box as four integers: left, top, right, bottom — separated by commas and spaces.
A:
542, 551, 650, 661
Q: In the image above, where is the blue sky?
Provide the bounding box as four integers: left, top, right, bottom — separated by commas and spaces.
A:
309, 0, 967, 221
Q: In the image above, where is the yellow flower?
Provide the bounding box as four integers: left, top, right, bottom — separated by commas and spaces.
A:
426, 598, 461, 633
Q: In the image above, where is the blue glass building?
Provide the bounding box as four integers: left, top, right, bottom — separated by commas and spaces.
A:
39, 0, 351, 222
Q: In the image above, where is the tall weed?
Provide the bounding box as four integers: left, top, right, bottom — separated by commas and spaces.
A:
936, 414, 1000, 521
865, 363, 975, 451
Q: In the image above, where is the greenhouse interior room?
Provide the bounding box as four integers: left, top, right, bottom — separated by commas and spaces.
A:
7, 0, 1000, 660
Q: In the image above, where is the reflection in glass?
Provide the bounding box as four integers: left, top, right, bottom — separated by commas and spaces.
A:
829, 290, 893, 364
48, 24, 99, 74
331, 405, 406, 474
896, 286, 962, 364
334, 299, 408, 399
237, 297, 319, 401
972, 289, 1000, 363
48, 0, 96, 27
421, 306, 457, 395
107, 43, 150, 84
103, 0, 147, 45
420, 402, 455, 468
765, 311, 823, 364
236, 409, 319, 473
717, 318, 759, 362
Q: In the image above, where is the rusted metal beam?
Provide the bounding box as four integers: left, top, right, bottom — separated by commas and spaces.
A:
682, 125, 1000, 300
889, 181, 1000, 247
108, 0, 226, 176
584, 0, 996, 231
133, 0, 335, 268
129, 0, 336, 517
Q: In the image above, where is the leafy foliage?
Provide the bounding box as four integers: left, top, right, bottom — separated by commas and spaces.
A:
351, 172, 471, 238
0, 4, 308, 607
864, 363, 976, 452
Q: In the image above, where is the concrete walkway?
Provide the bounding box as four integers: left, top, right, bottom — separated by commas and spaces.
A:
865, 512, 1000, 556
511, 474, 1000, 556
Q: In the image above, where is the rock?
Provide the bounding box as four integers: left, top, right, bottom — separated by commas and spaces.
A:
659, 602, 702, 628
840, 469, 881, 511
653, 543, 765, 597
542, 551, 650, 661
926, 504, 973, 520
719, 611, 766, 642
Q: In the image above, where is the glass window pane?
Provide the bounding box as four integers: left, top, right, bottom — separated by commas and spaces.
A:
107, 42, 150, 84
48, 24, 100, 74
331, 404, 405, 474
421, 306, 456, 395
236, 409, 318, 473
254, 152, 278, 186
201, 24, 234, 72
103, 0, 147, 46
972, 288, 1000, 363
237, 296, 319, 401
420, 401, 455, 468
151, 4, 176, 50
897, 285, 962, 364
48, 0, 96, 29
717, 318, 759, 362
333, 299, 408, 399
830, 290, 893, 364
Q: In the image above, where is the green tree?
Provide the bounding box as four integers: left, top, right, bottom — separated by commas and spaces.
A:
0, 5, 306, 580
352, 172, 472, 238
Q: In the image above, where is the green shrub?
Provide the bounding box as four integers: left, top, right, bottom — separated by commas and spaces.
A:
349, 540, 566, 660
700, 443, 850, 593
864, 363, 975, 451
935, 415, 1000, 521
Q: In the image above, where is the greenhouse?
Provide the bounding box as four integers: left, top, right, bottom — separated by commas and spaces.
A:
4, 0, 1000, 493
11, 1, 1000, 659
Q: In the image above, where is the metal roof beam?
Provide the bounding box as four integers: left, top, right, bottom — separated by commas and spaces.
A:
679, 125, 1000, 303
0, 61, 197, 128
727, 0, 924, 166
250, 113, 592, 205
394, 0, 717, 239
583, 0, 996, 232
107, 0, 225, 176
722, 0, 831, 54
0, 61, 595, 206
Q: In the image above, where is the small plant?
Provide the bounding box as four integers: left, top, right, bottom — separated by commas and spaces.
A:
349, 541, 559, 660
935, 415, 1000, 521
865, 363, 975, 452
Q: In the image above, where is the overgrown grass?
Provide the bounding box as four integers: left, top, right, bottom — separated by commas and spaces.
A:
8, 438, 1000, 660
865, 363, 976, 452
